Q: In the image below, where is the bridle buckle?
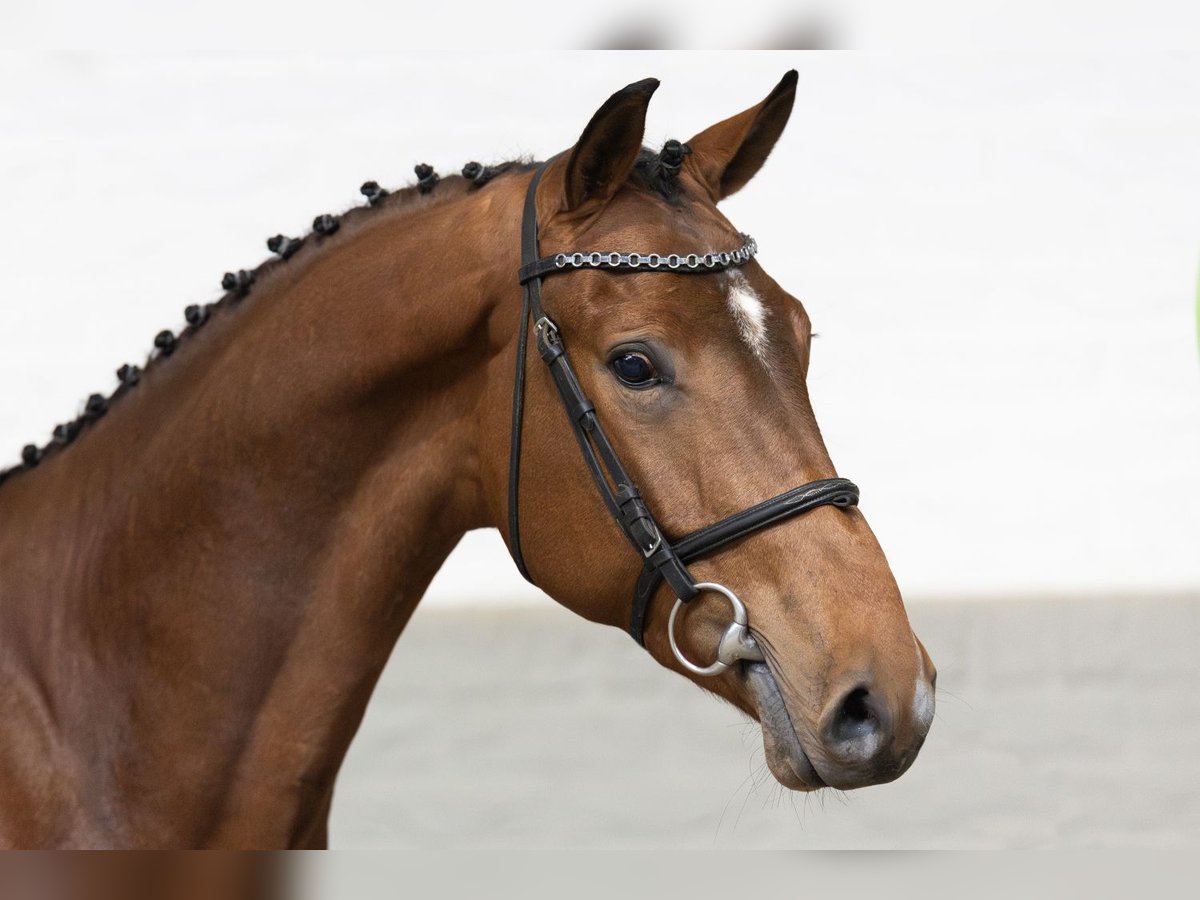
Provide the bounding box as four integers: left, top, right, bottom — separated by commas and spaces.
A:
534, 316, 560, 348
640, 520, 663, 558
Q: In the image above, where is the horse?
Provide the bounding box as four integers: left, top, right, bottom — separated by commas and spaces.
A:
0, 71, 935, 848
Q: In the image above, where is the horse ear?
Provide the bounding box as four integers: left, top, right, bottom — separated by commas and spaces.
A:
561, 78, 659, 211
685, 70, 798, 202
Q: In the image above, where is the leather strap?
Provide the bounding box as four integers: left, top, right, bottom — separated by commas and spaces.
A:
505, 164, 543, 581
628, 478, 858, 643
509, 165, 699, 604
506, 162, 860, 649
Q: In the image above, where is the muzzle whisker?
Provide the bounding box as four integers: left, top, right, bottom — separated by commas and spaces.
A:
732, 779, 755, 836
714, 768, 756, 842
934, 687, 972, 709
787, 790, 806, 828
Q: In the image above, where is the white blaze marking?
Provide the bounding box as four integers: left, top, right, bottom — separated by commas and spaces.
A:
913, 635, 935, 737
725, 270, 769, 360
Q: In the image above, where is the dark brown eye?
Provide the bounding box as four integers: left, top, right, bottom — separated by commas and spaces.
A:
611, 351, 659, 387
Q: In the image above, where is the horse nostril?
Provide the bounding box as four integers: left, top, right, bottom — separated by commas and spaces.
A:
816, 680, 929, 787
831, 687, 878, 741
823, 685, 889, 766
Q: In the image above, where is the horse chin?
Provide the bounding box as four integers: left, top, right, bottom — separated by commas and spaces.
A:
743, 661, 827, 792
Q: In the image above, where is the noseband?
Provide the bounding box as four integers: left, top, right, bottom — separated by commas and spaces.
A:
507, 163, 859, 676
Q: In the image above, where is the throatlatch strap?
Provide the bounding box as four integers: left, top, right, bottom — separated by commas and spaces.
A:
505, 163, 548, 582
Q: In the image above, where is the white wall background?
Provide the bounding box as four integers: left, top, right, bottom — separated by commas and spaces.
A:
0, 50, 1197, 606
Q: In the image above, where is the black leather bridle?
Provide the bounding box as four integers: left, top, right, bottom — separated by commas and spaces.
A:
507, 163, 859, 675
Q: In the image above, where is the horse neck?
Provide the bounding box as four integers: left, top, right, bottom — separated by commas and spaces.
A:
0, 175, 525, 847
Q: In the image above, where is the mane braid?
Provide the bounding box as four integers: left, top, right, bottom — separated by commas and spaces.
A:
0, 158, 542, 488
631, 140, 692, 204
0, 148, 691, 487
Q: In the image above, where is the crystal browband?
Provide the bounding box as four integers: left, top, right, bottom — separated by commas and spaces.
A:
518, 236, 757, 284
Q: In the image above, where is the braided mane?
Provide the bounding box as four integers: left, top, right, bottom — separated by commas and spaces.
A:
0, 142, 691, 486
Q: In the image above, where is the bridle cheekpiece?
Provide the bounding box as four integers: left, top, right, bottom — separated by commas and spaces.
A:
507, 163, 859, 676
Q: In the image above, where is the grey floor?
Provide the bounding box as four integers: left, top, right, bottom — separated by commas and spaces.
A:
329, 594, 1200, 848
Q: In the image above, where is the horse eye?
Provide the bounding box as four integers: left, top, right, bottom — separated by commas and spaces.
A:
611, 351, 660, 387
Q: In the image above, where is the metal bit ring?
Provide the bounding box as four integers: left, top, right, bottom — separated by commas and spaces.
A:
668, 582, 764, 677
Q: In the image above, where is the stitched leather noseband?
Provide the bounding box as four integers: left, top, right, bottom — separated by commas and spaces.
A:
507, 163, 859, 675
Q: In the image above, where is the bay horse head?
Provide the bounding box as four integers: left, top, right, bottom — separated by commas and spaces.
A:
497, 73, 935, 791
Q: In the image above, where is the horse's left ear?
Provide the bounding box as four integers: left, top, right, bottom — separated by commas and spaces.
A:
561, 77, 660, 212
686, 70, 798, 202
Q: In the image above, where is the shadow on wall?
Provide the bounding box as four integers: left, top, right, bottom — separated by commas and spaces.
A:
590, 9, 841, 50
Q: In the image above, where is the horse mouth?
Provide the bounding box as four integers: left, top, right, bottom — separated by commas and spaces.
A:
742, 661, 827, 791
